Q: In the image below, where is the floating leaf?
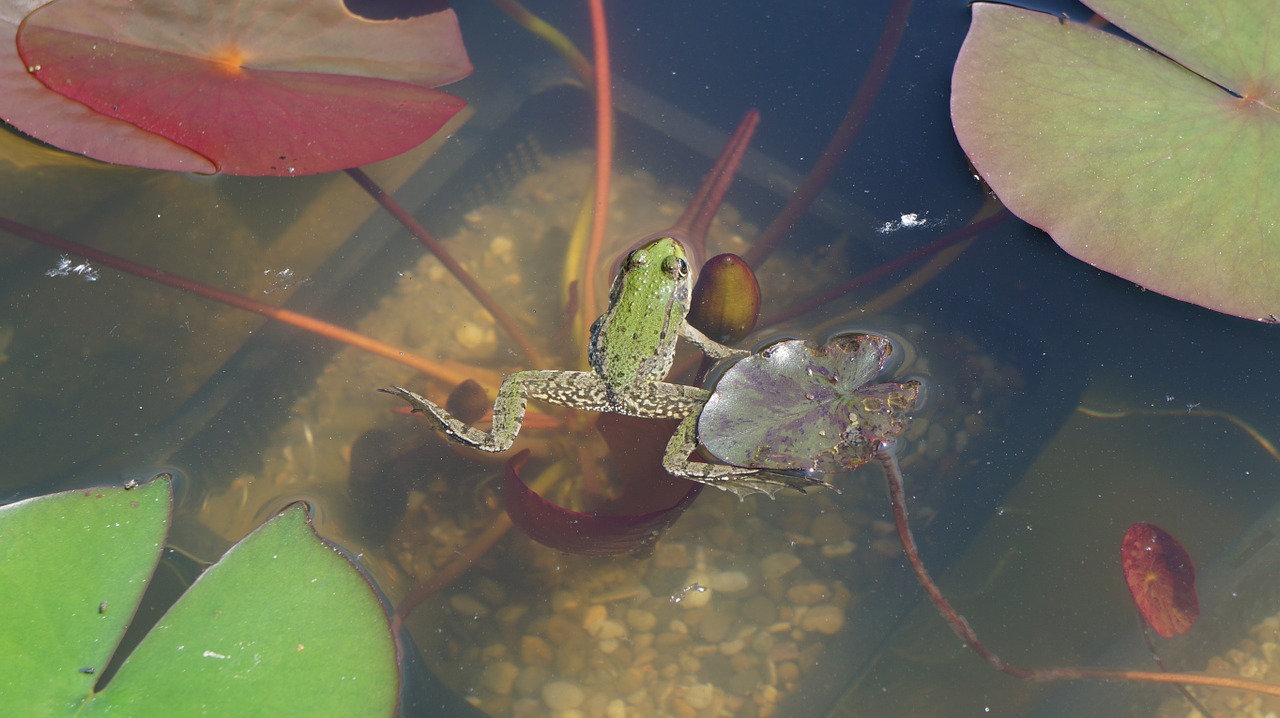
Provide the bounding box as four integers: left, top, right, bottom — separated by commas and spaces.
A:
1120, 522, 1199, 638
9, 0, 470, 175
0, 475, 398, 715
952, 1, 1280, 321
699, 333, 920, 472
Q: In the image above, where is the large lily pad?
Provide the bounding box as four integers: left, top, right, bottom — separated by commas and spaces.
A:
7, 0, 470, 175
698, 333, 920, 473
951, 0, 1280, 321
0, 475, 399, 716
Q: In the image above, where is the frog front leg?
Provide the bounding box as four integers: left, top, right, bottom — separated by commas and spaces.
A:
679, 321, 750, 361
381, 369, 609, 452
663, 412, 837, 499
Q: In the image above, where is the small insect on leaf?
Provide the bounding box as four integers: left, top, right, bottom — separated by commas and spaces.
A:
1120, 522, 1199, 638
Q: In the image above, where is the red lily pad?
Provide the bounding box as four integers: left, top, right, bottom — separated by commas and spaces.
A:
952, 1, 1280, 321
502, 415, 702, 556
1120, 522, 1199, 638
9, 0, 470, 175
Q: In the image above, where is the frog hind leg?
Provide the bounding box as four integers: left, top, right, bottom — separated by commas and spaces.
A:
662, 413, 837, 499
382, 370, 608, 452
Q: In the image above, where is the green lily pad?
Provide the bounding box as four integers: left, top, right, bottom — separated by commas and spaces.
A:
698, 333, 920, 473
951, 0, 1280, 321
0, 475, 398, 716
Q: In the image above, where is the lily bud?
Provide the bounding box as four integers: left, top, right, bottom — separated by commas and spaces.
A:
689, 253, 760, 344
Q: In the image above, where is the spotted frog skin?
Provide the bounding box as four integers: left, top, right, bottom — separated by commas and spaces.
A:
382, 236, 820, 497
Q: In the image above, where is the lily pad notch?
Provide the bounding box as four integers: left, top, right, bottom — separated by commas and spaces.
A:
951, 0, 1280, 321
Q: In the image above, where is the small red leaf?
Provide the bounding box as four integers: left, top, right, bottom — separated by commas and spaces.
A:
1120, 523, 1199, 638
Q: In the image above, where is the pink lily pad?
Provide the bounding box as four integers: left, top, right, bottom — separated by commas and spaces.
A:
502, 416, 702, 556
952, 1, 1280, 321
10, 0, 470, 176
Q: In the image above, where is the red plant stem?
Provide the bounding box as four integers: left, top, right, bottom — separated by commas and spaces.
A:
391, 511, 513, 638
344, 167, 546, 368
874, 440, 1030, 677
741, 0, 914, 269
672, 110, 759, 266
759, 209, 1010, 328
579, 0, 613, 325
874, 439, 1280, 700
0, 215, 478, 387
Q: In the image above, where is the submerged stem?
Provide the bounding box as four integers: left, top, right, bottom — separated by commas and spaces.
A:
345, 168, 546, 367
0, 216, 480, 387
741, 0, 915, 269
578, 0, 614, 340
874, 439, 1280, 701
874, 440, 1029, 677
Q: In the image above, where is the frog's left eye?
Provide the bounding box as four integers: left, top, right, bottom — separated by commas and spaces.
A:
662, 255, 688, 278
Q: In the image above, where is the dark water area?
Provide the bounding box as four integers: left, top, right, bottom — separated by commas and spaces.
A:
1, 1, 1278, 717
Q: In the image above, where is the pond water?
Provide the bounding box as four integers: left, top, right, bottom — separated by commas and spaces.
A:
1, 1, 1278, 717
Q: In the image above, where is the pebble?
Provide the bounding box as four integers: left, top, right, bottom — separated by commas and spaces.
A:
520, 635, 554, 666
700, 611, 734, 643
651, 542, 690, 568
800, 604, 845, 635
480, 661, 519, 695
597, 619, 627, 640
542, 681, 585, 711
709, 570, 750, 593
683, 682, 716, 709
678, 580, 713, 608
786, 582, 830, 606
605, 698, 628, 718
741, 594, 779, 625
453, 322, 493, 351
809, 513, 855, 543
514, 665, 549, 696
449, 593, 489, 618
583, 604, 608, 634
760, 552, 801, 580
820, 540, 857, 558
626, 609, 657, 632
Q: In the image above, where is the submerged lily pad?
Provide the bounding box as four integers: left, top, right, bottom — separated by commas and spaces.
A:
0, 475, 398, 716
952, 0, 1280, 321
699, 333, 920, 473
1120, 522, 1199, 638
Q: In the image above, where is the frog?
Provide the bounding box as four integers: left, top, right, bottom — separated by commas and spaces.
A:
380, 235, 826, 498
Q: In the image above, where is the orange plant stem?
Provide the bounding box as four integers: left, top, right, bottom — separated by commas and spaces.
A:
579, 0, 613, 328
0, 216, 476, 387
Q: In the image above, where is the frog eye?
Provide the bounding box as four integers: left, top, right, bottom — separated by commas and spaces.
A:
626, 249, 647, 268
661, 255, 688, 278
